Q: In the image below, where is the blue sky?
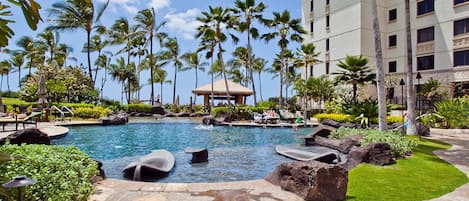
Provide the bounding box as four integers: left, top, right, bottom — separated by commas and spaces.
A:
1, 0, 303, 105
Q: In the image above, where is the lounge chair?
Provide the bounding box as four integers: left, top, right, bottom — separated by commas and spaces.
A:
279, 110, 295, 122
263, 110, 280, 124
0, 112, 41, 131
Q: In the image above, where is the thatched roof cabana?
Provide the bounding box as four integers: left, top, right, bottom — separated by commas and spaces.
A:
192, 79, 253, 106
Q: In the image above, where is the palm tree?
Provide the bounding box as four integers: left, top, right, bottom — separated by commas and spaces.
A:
281, 49, 295, 104
108, 57, 127, 103
252, 57, 267, 101
161, 37, 183, 104
228, 47, 249, 86
0, 60, 11, 92
370, 0, 388, 131
197, 6, 239, 104
9, 52, 24, 88
48, 0, 109, 84
405, 0, 417, 134
231, 0, 266, 105
228, 68, 245, 85
16, 36, 36, 75
56, 43, 74, 67
37, 29, 60, 64
295, 43, 321, 112
333, 55, 376, 102
181, 51, 208, 103
196, 35, 217, 109
134, 8, 167, 105
151, 68, 171, 104
261, 10, 305, 106
85, 34, 108, 83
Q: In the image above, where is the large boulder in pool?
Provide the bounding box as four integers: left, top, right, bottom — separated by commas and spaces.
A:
99, 113, 128, 126
151, 106, 165, 115
0, 128, 50, 145
266, 160, 348, 201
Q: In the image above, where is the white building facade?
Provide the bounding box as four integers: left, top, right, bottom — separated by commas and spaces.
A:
301, 0, 469, 100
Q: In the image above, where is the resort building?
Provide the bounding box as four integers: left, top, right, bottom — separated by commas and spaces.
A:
301, 0, 469, 102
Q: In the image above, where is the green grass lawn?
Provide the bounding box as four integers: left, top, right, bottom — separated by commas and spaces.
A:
346, 136, 469, 201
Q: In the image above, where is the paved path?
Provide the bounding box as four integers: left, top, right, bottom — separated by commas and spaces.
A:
89, 179, 302, 201
429, 129, 469, 201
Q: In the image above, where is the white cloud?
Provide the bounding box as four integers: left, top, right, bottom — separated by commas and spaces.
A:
164, 8, 202, 40
148, 0, 171, 11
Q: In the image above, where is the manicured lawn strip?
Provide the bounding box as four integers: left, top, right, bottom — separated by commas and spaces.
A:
346, 136, 469, 201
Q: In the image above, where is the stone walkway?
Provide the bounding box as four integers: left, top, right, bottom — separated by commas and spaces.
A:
88, 179, 302, 201
429, 129, 469, 201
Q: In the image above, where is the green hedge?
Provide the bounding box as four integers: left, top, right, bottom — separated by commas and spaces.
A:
387, 116, 403, 124
314, 113, 354, 123
126, 104, 152, 113
211, 106, 270, 119
0, 144, 98, 201
330, 127, 417, 157
73, 107, 111, 118
434, 96, 469, 128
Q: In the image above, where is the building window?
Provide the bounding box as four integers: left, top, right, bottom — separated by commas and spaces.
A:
389, 9, 397, 22
326, 62, 330, 74
310, 22, 314, 33
389, 61, 397, 73
326, 39, 330, 51
454, 0, 469, 5
454, 50, 469, 67
417, 0, 434, 16
326, 0, 330, 5
326, 15, 330, 28
454, 18, 469, 36
417, 55, 434, 70
389, 35, 397, 47
417, 26, 434, 43
310, 0, 314, 11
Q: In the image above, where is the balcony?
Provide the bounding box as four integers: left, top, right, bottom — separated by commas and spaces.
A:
326, 4, 330, 15
309, 11, 314, 21
416, 41, 434, 55
325, 51, 330, 61
454, 33, 469, 50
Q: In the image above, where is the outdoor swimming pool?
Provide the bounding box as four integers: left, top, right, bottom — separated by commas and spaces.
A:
52, 122, 336, 182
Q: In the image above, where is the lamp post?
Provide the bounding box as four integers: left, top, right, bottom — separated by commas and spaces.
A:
399, 78, 406, 132
416, 72, 422, 115
2, 175, 36, 201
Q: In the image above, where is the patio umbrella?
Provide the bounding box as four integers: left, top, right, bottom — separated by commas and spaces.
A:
37, 74, 47, 107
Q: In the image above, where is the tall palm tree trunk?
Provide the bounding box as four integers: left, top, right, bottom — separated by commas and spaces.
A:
87, 30, 93, 85
285, 59, 289, 107
258, 72, 263, 101
210, 46, 215, 110
218, 44, 231, 103
160, 82, 163, 103
93, 50, 101, 85
194, 67, 198, 103
172, 63, 177, 104
247, 27, 257, 105
150, 34, 155, 105
18, 66, 21, 88
371, 0, 388, 131
6, 73, 10, 93
29, 58, 33, 76
405, 0, 417, 134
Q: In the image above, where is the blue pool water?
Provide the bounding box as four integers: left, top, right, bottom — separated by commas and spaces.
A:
53, 122, 335, 182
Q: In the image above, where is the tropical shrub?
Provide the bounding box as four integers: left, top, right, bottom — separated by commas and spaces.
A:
127, 104, 152, 113
62, 103, 95, 109
20, 66, 99, 104
314, 113, 354, 123
0, 144, 98, 201
330, 127, 417, 157
73, 107, 111, 119
256, 100, 276, 108
434, 96, 469, 128
211, 107, 230, 117
386, 115, 404, 124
